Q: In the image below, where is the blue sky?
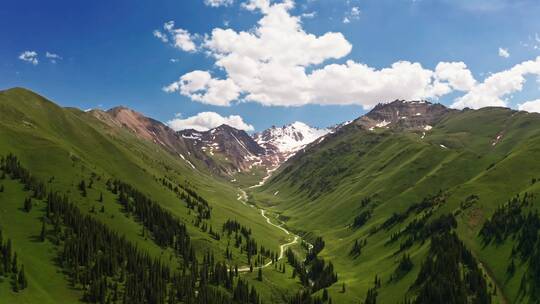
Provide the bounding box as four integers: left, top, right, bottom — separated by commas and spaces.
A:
2, 0, 540, 132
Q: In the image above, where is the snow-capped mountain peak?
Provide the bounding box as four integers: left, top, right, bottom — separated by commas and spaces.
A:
254, 121, 330, 154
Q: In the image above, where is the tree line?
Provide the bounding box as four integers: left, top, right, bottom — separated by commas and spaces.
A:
1, 154, 262, 303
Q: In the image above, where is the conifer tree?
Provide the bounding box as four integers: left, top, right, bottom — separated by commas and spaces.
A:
23, 197, 32, 212
40, 220, 46, 242
18, 265, 27, 290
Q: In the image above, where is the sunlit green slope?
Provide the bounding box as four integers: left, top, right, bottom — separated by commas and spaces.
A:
0, 88, 297, 302
255, 106, 540, 303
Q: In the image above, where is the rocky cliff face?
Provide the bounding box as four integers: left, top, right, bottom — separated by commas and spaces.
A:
89, 106, 214, 172
178, 125, 266, 174
354, 100, 454, 131
254, 122, 330, 167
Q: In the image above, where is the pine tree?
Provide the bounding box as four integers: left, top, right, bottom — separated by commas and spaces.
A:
322, 289, 329, 301
12, 253, 18, 273
18, 265, 27, 290
79, 180, 87, 197
23, 197, 32, 212
40, 221, 46, 242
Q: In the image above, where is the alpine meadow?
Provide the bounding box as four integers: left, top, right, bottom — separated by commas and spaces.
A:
3, 0, 540, 303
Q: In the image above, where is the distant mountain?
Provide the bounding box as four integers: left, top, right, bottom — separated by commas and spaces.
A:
254, 122, 331, 166
353, 99, 454, 131
178, 125, 266, 174
90, 106, 329, 176
90, 106, 213, 172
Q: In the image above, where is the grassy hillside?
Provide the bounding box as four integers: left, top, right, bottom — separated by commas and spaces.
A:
254, 106, 540, 303
0, 88, 302, 303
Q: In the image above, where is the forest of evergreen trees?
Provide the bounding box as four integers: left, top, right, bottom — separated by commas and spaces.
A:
157, 177, 212, 220
285, 236, 338, 294
410, 217, 491, 304
1, 153, 263, 303
479, 193, 540, 302
0, 229, 27, 292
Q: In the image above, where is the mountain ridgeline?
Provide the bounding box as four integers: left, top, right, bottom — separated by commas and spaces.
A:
2, 87, 540, 303
257, 98, 540, 302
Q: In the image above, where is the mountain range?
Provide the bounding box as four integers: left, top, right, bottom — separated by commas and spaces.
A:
2, 87, 540, 303
89, 104, 332, 177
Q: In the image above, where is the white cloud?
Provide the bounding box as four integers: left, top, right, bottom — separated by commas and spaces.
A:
204, 0, 234, 7
452, 57, 540, 109
518, 99, 540, 113
18, 51, 38, 65
45, 52, 62, 63
498, 47, 510, 58
167, 111, 254, 131
153, 30, 168, 43
301, 11, 316, 19
343, 6, 360, 23
351, 7, 361, 17
163, 70, 240, 106
154, 21, 197, 52
172, 28, 196, 52
160, 0, 540, 111
434, 62, 477, 92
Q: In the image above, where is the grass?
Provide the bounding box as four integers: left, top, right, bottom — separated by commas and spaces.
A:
0, 88, 291, 302
3, 87, 540, 303
252, 107, 540, 302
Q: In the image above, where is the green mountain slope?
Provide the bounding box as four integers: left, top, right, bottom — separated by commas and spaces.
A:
0, 88, 302, 303
254, 102, 540, 303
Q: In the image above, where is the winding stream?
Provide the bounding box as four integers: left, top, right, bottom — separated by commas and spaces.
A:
236, 188, 310, 272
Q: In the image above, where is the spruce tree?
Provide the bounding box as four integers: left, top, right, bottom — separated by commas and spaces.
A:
18, 265, 27, 290
40, 221, 46, 242
23, 197, 32, 212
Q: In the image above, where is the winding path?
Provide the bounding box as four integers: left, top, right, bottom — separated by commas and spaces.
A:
235, 188, 306, 272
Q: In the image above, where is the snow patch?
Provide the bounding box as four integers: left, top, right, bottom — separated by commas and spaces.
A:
375, 120, 390, 128
254, 121, 330, 154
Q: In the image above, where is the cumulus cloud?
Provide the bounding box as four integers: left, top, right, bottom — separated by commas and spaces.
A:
163, 71, 240, 106
167, 111, 254, 131
451, 57, 540, 109
518, 99, 540, 113
498, 47, 510, 58
153, 21, 197, 52
160, 0, 540, 111
434, 62, 477, 92
204, 0, 234, 7
18, 51, 38, 65
45, 52, 62, 63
